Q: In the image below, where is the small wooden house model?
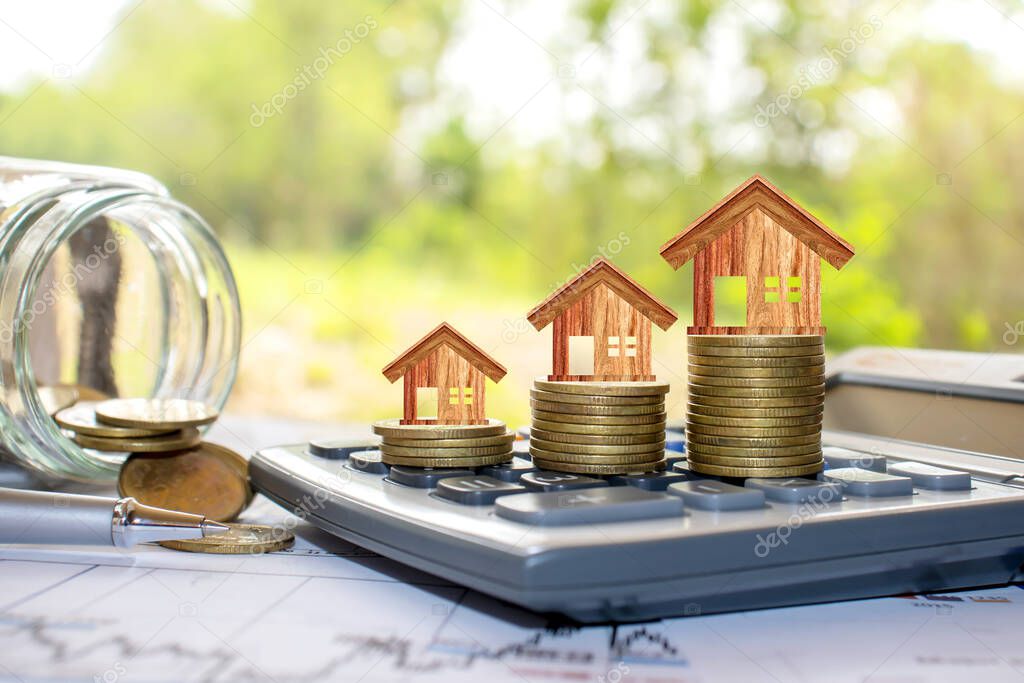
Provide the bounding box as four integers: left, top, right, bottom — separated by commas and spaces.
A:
660, 175, 855, 335
527, 258, 678, 381
382, 323, 506, 425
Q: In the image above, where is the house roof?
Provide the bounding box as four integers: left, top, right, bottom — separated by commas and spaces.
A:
526, 257, 678, 331
382, 322, 507, 383
659, 175, 855, 271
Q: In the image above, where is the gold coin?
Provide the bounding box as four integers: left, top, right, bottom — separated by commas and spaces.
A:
687, 364, 824, 379
75, 427, 202, 453
529, 399, 665, 416
688, 384, 825, 398
687, 335, 823, 347
687, 442, 822, 457
531, 417, 665, 435
686, 353, 826, 368
372, 418, 507, 439
685, 345, 823, 358
686, 452, 823, 467
381, 431, 514, 448
531, 409, 666, 425
529, 438, 665, 456
95, 398, 219, 429
55, 402, 177, 438
528, 427, 666, 446
685, 432, 820, 448
686, 422, 821, 437
530, 389, 665, 406
530, 446, 665, 464
119, 443, 252, 521
685, 461, 823, 478
686, 402, 823, 419
379, 451, 512, 467
531, 457, 666, 475
683, 393, 824, 408
380, 442, 514, 458
685, 412, 822, 428
686, 373, 824, 388
38, 385, 79, 416
159, 523, 293, 554
533, 379, 670, 397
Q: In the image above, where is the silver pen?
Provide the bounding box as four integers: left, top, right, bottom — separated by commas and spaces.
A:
0, 486, 229, 548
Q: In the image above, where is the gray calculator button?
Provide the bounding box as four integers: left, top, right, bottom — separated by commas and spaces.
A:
348, 450, 389, 475
479, 457, 536, 482
436, 476, 526, 505
745, 477, 843, 504
389, 466, 474, 488
888, 461, 972, 491
495, 487, 683, 526
521, 471, 609, 492
610, 471, 692, 491
667, 480, 765, 511
820, 467, 912, 497
309, 437, 380, 459
513, 440, 532, 459
823, 446, 886, 472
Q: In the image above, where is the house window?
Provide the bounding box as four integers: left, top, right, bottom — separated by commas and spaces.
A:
608, 336, 638, 357
449, 387, 473, 405
765, 276, 802, 303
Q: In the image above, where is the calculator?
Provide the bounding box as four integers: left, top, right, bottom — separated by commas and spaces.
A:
250, 349, 1024, 623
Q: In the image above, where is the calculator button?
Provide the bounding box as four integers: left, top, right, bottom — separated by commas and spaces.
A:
820, 467, 912, 497
495, 487, 683, 526
665, 434, 686, 454
479, 457, 536, 482
521, 471, 610, 492
745, 477, 843, 504
308, 437, 379, 459
389, 466, 474, 488
516, 426, 531, 439
667, 480, 765, 511
348, 450, 389, 475
823, 446, 886, 472
610, 470, 692, 491
888, 462, 972, 491
436, 476, 526, 505
512, 440, 532, 459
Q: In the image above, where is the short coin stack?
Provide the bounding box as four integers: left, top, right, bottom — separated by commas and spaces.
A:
685, 335, 825, 477
529, 379, 669, 474
372, 418, 514, 467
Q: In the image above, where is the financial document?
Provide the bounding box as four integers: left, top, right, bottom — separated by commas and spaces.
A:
1, 417, 1022, 682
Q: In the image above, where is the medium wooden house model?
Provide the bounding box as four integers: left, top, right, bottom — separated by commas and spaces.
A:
382, 322, 507, 425
527, 257, 678, 381
660, 175, 855, 335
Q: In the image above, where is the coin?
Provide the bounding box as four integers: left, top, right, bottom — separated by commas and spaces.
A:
381, 432, 514, 448
685, 461, 823, 477
200, 442, 253, 505
686, 422, 821, 437
528, 427, 666, 446
687, 364, 824, 378
687, 442, 822, 457
685, 452, 823, 467
531, 417, 666, 435
688, 383, 825, 398
687, 335, 823, 347
529, 437, 665, 456
529, 444, 665, 463
529, 399, 665, 416
55, 402, 177, 438
685, 345, 823, 358
686, 353, 826, 368
530, 409, 666, 425
685, 432, 820, 448
683, 393, 824, 408
530, 389, 664, 406
534, 379, 670, 396
95, 398, 218, 429
686, 402, 823, 419
75, 427, 202, 452
372, 418, 507, 439
531, 457, 666, 475
379, 452, 512, 467
685, 412, 822, 428
159, 523, 293, 554
119, 443, 252, 521
379, 442, 515, 458
38, 385, 79, 416
686, 373, 824, 388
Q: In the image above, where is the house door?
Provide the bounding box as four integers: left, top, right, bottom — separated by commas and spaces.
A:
415, 387, 438, 420
567, 336, 595, 375
713, 276, 747, 327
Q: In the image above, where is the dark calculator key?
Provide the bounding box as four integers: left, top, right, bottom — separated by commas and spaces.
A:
389, 466, 474, 488
663, 453, 686, 470
745, 477, 843, 504
521, 471, 610, 492
887, 461, 971, 491
823, 446, 886, 472
610, 470, 693, 491
436, 476, 526, 505
348, 450, 389, 475
495, 487, 684, 526
665, 434, 686, 454
667, 480, 765, 511
512, 440, 532, 459
309, 437, 380, 459
479, 457, 536, 482
820, 467, 913, 497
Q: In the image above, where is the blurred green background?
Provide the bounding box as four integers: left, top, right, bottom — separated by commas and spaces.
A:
2, 0, 1022, 425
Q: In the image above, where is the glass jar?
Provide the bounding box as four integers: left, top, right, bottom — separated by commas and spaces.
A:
0, 157, 241, 482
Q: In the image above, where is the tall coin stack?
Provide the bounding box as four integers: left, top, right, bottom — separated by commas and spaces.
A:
373, 419, 514, 467
528, 379, 669, 474
685, 335, 825, 478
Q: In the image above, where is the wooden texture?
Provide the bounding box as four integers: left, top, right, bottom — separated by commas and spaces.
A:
660, 175, 855, 271
382, 322, 506, 383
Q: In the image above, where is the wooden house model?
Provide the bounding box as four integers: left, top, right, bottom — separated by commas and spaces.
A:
660, 175, 855, 335
382, 322, 507, 425
527, 258, 677, 381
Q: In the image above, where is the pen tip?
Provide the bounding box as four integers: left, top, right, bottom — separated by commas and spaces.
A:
201, 520, 230, 537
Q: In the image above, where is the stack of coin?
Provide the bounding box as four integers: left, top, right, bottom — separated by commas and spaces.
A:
685, 335, 825, 478
372, 418, 514, 467
529, 379, 669, 475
